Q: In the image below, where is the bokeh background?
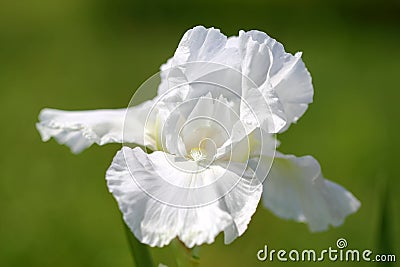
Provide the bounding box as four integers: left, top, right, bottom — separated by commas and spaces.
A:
1, 0, 399, 266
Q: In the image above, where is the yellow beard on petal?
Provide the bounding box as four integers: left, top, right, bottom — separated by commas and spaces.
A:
189, 147, 207, 161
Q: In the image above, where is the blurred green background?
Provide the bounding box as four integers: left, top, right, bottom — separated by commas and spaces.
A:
1, 0, 399, 266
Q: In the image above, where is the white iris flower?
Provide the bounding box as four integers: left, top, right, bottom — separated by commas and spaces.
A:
36, 26, 360, 248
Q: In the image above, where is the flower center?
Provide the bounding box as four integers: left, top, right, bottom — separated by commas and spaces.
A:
189, 147, 207, 161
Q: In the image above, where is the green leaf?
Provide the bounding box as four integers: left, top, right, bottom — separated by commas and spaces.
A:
377, 180, 394, 267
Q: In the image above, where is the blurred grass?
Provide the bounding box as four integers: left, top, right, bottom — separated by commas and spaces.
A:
0, 0, 399, 266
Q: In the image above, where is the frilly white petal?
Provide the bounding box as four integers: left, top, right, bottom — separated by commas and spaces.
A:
174, 26, 229, 64
36, 101, 152, 153
159, 26, 314, 133
237, 30, 313, 132
158, 26, 241, 101
257, 153, 360, 231
159, 26, 288, 134
106, 147, 262, 247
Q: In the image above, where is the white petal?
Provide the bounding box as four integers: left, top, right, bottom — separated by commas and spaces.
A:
158, 26, 241, 104
237, 31, 273, 87
171, 27, 287, 134
159, 26, 239, 99
239, 87, 286, 134
175, 26, 225, 62
236, 32, 287, 132
36, 101, 152, 153
160, 27, 313, 133
159, 26, 289, 134
256, 153, 360, 231
106, 147, 262, 247
238, 30, 313, 131
272, 52, 313, 131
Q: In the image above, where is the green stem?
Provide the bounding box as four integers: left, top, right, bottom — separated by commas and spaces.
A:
192, 246, 200, 257
123, 221, 155, 267
171, 239, 201, 267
